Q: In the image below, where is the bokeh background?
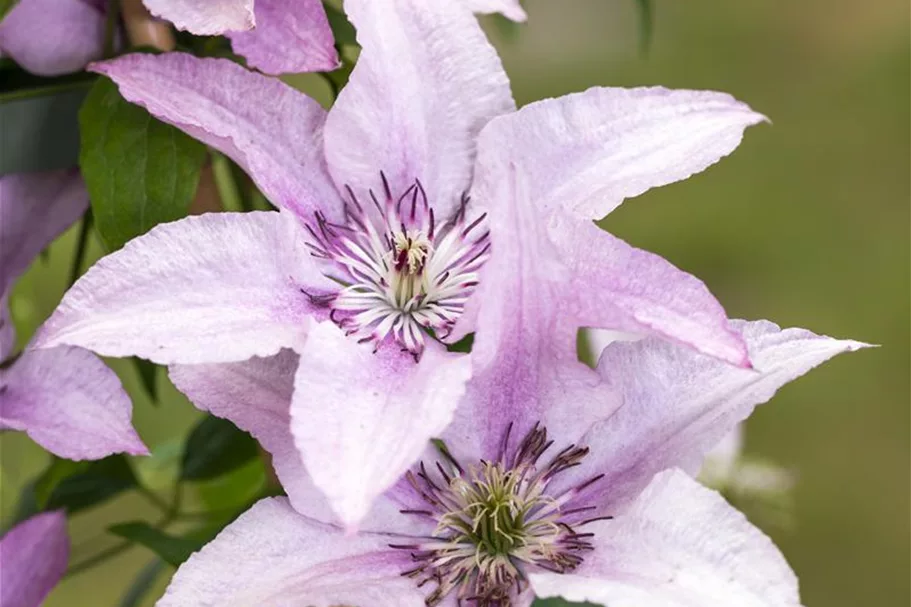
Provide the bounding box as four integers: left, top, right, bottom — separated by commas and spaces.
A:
1, 1, 908, 605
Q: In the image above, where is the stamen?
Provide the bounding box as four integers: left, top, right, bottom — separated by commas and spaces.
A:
394, 424, 603, 605
303, 174, 489, 356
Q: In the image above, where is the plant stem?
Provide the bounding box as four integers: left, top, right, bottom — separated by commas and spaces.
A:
68, 211, 93, 286
137, 486, 170, 514
66, 483, 184, 578
66, 540, 133, 577
103, 0, 121, 59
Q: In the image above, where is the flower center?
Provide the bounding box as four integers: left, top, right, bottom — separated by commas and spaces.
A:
394, 425, 608, 606
303, 174, 490, 357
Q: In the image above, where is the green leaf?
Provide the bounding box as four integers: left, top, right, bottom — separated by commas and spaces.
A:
322, 58, 354, 100
193, 457, 266, 513
134, 439, 183, 493
181, 416, 259, 481
109, 522, 200, 567
0, 0, 20, 20
134, 357, 159, 401
491, 14, 522, 43
8, 481, 38, 530
634, 0, 654, 56
323, 3, 357, 46
79, 76, 206, 251
45, 455, 138, 514
34, 458, 88, 508
446, 332, 474, 354
118, 559, 167, 607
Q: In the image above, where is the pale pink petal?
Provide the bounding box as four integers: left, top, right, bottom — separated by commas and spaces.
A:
0, 0, 104, 76
441, 171, 619, 461
290, 322, 471, 529
0, 170, 88, 360
169, 353, 434, 536
551, 212, 749, 367
0, 346, 146, 459
142, 0, 254, 34
34, 211, 331, 364
445, 163, 744, 461
158, 497, 425, 607
227, 0, 338, 75
463, 0, 527, 21
0, 298, 13, 361
0, 170, 88, 296
700, 423, 745, 481
586, 330, 749, 481
460, 156, 747, 369
530, 469, 803, 607
324, 0, 514, 217
0, 511, 69, 607
90, 53, 339, 219
560, 319, 869, 513
168, 352, 335, 523
477, 86, 766, 220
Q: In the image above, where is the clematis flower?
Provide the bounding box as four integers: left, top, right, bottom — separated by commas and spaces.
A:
0, 0, 337, 76
0, 511, 69, 607
587, 329, 796, 516
157, 316, 865, 606
0, 170, 146, 460
37, 0, 768, 526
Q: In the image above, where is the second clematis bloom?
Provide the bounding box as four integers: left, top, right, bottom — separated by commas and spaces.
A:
36, 0, 766, 526
0, 171, 146, 460
158, 318, 865, 606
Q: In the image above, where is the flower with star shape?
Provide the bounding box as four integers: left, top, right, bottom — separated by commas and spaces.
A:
36, 0, 777, 528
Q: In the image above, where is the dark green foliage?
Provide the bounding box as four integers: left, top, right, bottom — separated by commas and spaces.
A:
79, 76, 206, 251
181, 416, 259, 481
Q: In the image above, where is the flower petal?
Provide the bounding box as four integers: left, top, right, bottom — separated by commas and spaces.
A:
0, 511, 69, 607
89, 53, 338, 219
477, 86, 766, 220
0, 170, 88, 298
0, 346, 146, 459
169, 351, 335, 523
324, 0, 514, 217
562, 319, 869, 513
551, 211, 749, 367
227, 0, 338, 75
0, 0, 104, 76
141, 0, 254, 34
462, 0, 527, 21
530, 469, 803, 607
158, 497, 425, 607
441, 174, 621, 460
290, 322, 471, 529
0, 298, 13, 362
446, 163, 746, 461
34, 211, 329, 364
169, 353, 435, 536
0, 170, 88, 360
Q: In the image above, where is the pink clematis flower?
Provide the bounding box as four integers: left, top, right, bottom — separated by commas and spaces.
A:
0, 0, 337, 76
157, 318, 865, 606
0, 170, 146, 460
36, 0, 766, 526
0, 511, 69, 607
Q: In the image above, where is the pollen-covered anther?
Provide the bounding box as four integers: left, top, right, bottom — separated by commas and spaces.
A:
303, 173, 490, 356
395, 424, 607, 606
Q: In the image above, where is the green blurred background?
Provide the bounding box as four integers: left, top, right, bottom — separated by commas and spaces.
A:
1, 0, 908, 605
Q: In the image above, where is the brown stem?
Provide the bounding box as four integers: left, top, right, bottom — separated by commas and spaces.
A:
120, 0, 175, 51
